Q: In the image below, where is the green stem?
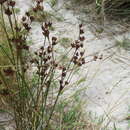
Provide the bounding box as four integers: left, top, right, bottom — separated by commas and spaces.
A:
45, 89, 61, 129
0, 70, 9, 88
0, 5, 15, 65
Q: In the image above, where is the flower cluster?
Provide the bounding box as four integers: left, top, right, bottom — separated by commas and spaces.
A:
33, 0, 44, 12
30, 22, 59, 85
42, 22, 52, 39
3, 1, 16, 16
3, 67, 15, 76
93, 54, 103, 61
70, 24, 86, 66
22, 12, 35, 32
0, 0, 7, 5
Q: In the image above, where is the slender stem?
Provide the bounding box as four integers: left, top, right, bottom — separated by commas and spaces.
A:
0, 44, 14, 64
42, 68, 55, 117
0, 5, 15, 65
45, 89, 61, 129
8, 15, 15, 36
12, 7, 18, 29
0, 70, 9, 88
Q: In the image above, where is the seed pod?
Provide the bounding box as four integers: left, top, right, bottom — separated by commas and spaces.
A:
93, 55, 98, 61
45, 22, 48, 28
41, 25, 46, 31
47, 46, 52, 53
79, 36, 85, 41
80, 29, 84, 34
65, 81, 69, 85
80, 51, 84, 56
5, 8, 12, 16
54, 62, 58, 68
79, 24, 83, 28
99, 54, 103, 60
52, 41, 57, 46
47, 56, 51, 60
52, 37, 57, 41
76, 52, 79, 56
59, 80, 63, 85
25, 12, 30, 17
23, 23, 31, 31
62, 72, 66, 77
33, 8, 37, 12
40, 46, 44, 50
22, 16, 26, 22
37, 5, 44, 11
75, 40, 79, 44
60, 85, 64, 91
76, 44, 80, 50
23, 68, 27, 72
43, 58, 48, 63
71, 43, 75, 48
3, 67, 15, 76
39, 52, 43, 57
73, 60, 77, 65
48, 22, 52, 27
62, 67, 66, 72
23, 44, 29, 51
77, 62, 82, 66
43, 51, 46, 55
0, 0, 7, 4
81, 58, 85, 64
30, 59, 37, 64
80, 43, 83, 48
30, 16, 35, 22
34, 52, 38, 55
40, 71, 45, 76
52, 37, 57, 45
73, 56, 78, 60
8, 1, 15, 7
15, 27, 21, 32
42, 30, 49, 37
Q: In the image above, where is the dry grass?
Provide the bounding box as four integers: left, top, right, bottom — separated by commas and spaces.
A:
73, 0, 130, 19
103, 0, 130, 18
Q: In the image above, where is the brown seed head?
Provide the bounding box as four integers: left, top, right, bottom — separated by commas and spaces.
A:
5, 8, 12, 16
8, 1, 15, 7
79, 24, 83, 28
80, 29, 84, 34
30, 16, 35, 22
79, 36, 85, 41
0, 0, 7, 4
3, 67, 15, 76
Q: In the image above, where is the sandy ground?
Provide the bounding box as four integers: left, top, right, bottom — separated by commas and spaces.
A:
1, 0, 130, 129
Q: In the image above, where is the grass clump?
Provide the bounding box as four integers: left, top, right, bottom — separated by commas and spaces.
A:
116, 38, 130, 50
73, 0, 94, 4
103, 0, 130, 18
72, 0, 130, 19
49, 97, 87, 129
59, 37, 72, 49
48, 0, 58, 7
95, 0, 130, 19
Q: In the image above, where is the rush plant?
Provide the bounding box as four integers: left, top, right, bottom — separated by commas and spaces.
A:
0, 0, 102, 129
